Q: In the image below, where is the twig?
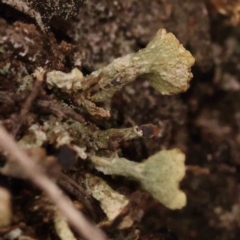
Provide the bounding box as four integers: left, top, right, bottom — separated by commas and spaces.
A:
186, 165, 210, 175
58, 173, 97, 221
0, 91, 86, 124
0, 92, 15, 106
0, 91, 27, 104
36, 100, 86, 123
13, 68, 45, 137
0, 125, 108, 240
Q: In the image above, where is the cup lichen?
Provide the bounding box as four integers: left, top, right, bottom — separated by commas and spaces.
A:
83, 29, 195, 103
90, 149, 186, 210
45, 29, 195, 118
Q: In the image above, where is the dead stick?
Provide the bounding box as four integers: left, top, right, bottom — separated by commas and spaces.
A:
13, 68, 44, 137
58, 173, 97, 221
0, 125, 108, 240
36, 100, 86, 123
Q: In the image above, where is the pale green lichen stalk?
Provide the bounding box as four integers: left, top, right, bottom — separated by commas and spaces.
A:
90, 149, 186, 210
83, 29, 195, 103
45, 29, 195, 107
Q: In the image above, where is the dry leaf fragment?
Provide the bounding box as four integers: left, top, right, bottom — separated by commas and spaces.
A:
90, 149, 186, 210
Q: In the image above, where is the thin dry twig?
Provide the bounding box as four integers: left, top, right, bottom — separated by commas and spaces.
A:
0, 92, 15, 106
58, 173, 97, 220
36, 100, 86, 123
0, 91, 26, 103
186, 165, 210, 175
0, 91, 86, 124
13, 68, 45, 137
0, 125, 108, 240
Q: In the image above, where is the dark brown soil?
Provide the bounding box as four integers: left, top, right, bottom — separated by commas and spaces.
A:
1, 0, 240, 239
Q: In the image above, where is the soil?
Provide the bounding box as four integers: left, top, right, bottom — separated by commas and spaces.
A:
1, 0, 240, 239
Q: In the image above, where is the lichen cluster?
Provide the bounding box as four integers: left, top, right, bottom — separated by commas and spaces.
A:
46, 29, 194, 117
33, 29, 193, 212
0, 26, 194, 235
